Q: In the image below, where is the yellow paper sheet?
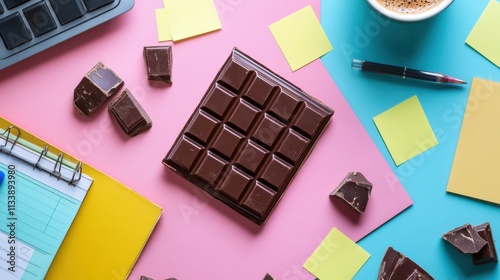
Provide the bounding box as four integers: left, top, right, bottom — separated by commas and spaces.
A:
156, 8, 172, 42
163, 0, 221, 42
466, 0, 500, 68
303, 227, 370, 280
447, 78, 500, 204
269, 5, 333, 71
373, 95, 438, 166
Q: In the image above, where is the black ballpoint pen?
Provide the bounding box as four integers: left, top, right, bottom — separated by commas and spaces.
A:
352, 59, 467, 85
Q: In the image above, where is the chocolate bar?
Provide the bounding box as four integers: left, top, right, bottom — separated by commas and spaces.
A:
443, 223, 487, 254
74, 61, 124, 117
108, 89, 152, 136
330, 171, 372, 213
378, 247, 434, 280
144, 46, 173, 84
163, 48, 333, 225
472, 222, 498, 265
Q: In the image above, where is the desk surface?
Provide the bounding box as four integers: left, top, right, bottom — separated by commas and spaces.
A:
0, 1, 499, 279
322, 1, 499, 279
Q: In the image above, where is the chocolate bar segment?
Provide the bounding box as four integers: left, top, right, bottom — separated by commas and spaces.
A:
443, 223, 487, 254
378, 247, 434, 280
144, 46, 173, 84
330, 172, 372, 213
74, 61, 124, 117
472, 222, 498, 265
163, 48, 333, 225
108, 89, 152, 136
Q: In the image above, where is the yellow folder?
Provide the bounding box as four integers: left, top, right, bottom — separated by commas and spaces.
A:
0, 116, 162, 280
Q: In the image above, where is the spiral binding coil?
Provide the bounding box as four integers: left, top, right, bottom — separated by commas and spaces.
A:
0, 125, 83, 185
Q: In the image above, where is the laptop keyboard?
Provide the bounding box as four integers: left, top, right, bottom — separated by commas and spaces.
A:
0, 0, 134, 70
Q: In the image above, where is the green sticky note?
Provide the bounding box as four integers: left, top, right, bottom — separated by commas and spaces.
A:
466, 0, 500, 68
373, 95, 438, 166
163, 0, 221, 42
303, 228, 370, 280
269, 5, 333, 71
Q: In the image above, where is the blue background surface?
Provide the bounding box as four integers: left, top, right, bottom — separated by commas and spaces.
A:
321, 1, 500, 279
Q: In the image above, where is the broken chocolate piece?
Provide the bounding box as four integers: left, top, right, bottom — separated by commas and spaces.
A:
162, 48, 333, 225
378, 247, 434, 280
472, 222, 498, 265
108, 89, 152, 136
139, 277, 177, 280
144, 46, 172, 84
73, 61, 124, 117
443, 223, 487, 254
263, 273, 275, 280
330, 171, 372, 213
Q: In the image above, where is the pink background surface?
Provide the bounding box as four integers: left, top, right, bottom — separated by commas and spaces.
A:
0, 1, 412, 279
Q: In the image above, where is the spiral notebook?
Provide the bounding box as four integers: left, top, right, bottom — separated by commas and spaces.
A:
0, 126, 93, 280
0, 117, 162, 280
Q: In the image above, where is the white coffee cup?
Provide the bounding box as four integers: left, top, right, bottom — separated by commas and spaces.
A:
367, 0, 454, 22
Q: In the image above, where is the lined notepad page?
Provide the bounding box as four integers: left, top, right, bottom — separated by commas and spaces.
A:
0, 145, 92, 280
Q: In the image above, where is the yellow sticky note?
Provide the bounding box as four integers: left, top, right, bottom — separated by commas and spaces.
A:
466, 0, 500, 68
269, 5, 333, 71
156, 8, 172, 42
373, 96, 438, 166
163, 0, 221, 42
303, 228, 370, 280
447, 78, 500, 204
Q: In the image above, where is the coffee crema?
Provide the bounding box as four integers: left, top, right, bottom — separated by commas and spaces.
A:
375, 0, 445, 14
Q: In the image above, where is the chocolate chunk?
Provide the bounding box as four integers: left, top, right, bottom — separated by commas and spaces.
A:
443, 223, 487, 254
144, 46, 173, 84
472, 222, 498, 265
378, 247, 434, 280
263, 273, 275, 280
74, 61, 124, 117
108, 89, 152, 136
330, 172, 372, 213
163, 48, 333, 225
139, 276, 177, 280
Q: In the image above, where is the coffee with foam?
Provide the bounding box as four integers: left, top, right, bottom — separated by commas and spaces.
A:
375, 0, 444, 14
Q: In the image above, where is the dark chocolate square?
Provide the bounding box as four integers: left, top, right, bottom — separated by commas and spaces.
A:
472, 222, 498, 265
378, 247, 434, 280
212, 126, 244, 159
193, 152, 227, 186
166, 137, 204, 172
144, 45, 173, 84
218, 167, 252, 202
185, 111, 220, 144
74, 61, 124, 117
443, 223, 487, 254
330, 172, 373, 214
202, 85, 236, 118
251, 114, 285, 149
235, 140, 268, 175
108, 89, 152, 136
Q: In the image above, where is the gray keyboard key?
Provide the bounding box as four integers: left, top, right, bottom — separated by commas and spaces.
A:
48, 0, 86, 25
0, 12, 32, 49
24, 2, 57, 37
4, 0, 30, 10
83, 0, 114, 12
